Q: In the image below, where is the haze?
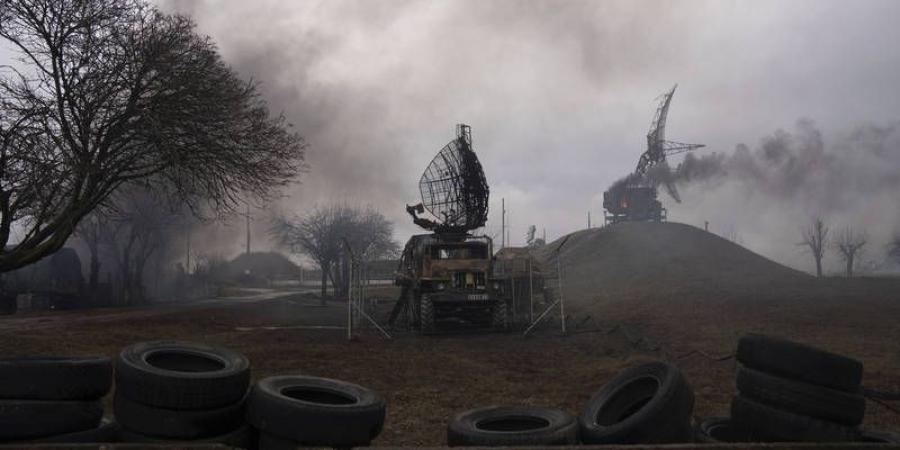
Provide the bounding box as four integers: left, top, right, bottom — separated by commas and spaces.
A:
152, 0, 900, 274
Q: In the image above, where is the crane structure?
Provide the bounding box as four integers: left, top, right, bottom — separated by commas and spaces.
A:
603, 85, 705, 224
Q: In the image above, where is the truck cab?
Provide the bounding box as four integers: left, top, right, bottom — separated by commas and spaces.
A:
394, 234, 508, 333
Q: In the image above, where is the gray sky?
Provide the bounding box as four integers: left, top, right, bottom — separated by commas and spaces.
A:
146, 1, 900, 271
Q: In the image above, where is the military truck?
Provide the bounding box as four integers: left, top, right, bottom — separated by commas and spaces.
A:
388, 124, 510, 333
394, 233, 506, 333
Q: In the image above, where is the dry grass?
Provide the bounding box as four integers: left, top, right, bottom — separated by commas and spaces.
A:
0, 281, 897, 446
1, 222, 899, 446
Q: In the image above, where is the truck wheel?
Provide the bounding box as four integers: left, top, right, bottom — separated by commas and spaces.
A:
246, 375, 385, 447
730, 395, 859, 442
736, 366, 865, 426
115, 341, 250, 410
579, 361, 694, 444
420, 296, 435, 333
736, 334, 863, 392
0, 356, 112, 400
491, 301, 508, 329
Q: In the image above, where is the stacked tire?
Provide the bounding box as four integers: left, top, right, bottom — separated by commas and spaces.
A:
115, 341, 255, 448
247, 375, 385, 449
0, 357, 117, 444
447, 406, 578, 447
579, 361, 695, 444
695, 334, 887, 443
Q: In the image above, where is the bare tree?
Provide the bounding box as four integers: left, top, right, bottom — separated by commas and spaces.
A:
889, 235, 900, 266
74, 211, 108, 301
0, 0, 306, 274
799, 217, 829, 277
103, 190, 180, 304
834, 226, 867, 278
270, 205, 398, 305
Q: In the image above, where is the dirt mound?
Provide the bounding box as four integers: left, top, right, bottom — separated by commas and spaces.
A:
536, 222, 809, 312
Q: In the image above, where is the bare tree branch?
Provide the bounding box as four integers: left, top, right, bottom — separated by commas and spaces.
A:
0, 0, 306, 273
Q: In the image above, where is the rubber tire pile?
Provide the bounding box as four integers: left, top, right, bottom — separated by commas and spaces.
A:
0, 357, 117, 444
113, 341, 385, 449
0, 340, 386, 449
447, 361, 696, 446
694, 333, 900, 444
115, 341, 255, 447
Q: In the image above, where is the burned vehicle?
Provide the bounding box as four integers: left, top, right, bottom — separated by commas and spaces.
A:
389, 124, 509, 333
395, 234, 506, 332
603, 85, 704, 224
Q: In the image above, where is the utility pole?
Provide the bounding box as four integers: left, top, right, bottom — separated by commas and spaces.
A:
245, 204, 251, 255
501, 198, 506, 249
185, 223, 191, 274
506, 210, 511, 247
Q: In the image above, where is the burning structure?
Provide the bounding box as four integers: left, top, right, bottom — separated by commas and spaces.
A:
389, 125, 510, 333
603, 85, 705, 224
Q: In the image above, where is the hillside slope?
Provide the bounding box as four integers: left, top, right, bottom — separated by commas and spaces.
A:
536, 222, 809, 311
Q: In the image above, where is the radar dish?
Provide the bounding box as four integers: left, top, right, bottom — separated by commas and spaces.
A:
412, 124, 489, 233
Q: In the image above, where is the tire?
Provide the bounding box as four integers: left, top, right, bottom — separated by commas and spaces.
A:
0, 357, 112, 400
736, 366, 865, 425
579, 361, 695, 444
730, 395, 859, 442
859, 430, 900, 443
119, 422, 256, 448
736, 334, 863, 392
115, 341, 250, 410
419, 296, 435, 333
491, 301, 508, 329
0, 294, 16, 315
246, 376, 385, 447
447, 406, 578, 447
694, 416, 753, 443
0, 399, 103, 440
114, 392, 245, 439
258, 432, 299, 450
17, 418, 120, 444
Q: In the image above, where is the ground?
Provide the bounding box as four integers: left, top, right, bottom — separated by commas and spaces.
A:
1, 223, 898, 446
1, 284, 898, 446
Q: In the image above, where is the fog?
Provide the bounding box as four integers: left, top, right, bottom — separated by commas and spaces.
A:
152, 0, 900, 274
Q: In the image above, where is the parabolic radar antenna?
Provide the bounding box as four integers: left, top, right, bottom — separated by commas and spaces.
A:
407, 124, 489, 234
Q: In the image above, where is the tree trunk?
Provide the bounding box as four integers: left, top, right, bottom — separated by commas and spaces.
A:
88, 245, 100, 305
815, 256, 823, 277
846, 254, 854, 278
319, 262, 328, 305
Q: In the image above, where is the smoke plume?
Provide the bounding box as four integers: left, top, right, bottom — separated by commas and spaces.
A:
667, 120, 900, 273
